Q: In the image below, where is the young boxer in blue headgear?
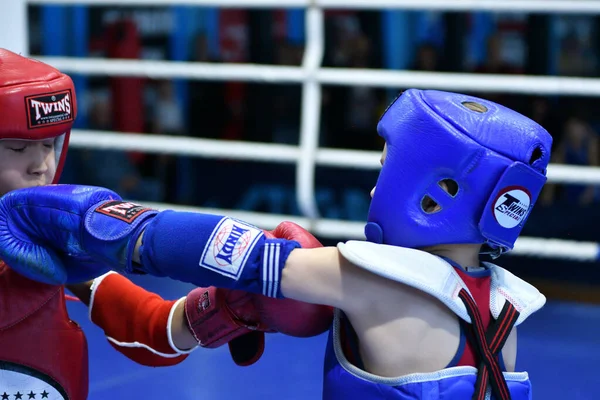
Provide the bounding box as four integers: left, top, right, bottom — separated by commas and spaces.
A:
0, 89, 552, 400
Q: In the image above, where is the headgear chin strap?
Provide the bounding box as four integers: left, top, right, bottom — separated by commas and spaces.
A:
366, 89, 552, 255
0, 48, 76, 183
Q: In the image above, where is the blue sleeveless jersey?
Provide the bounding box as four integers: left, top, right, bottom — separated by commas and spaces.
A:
322, 313, 533, 400
323, 242, 546, 400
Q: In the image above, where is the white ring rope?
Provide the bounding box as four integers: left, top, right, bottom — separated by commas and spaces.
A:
19, 0, 600, 262
39, 58, 306, 84
70, 130, 600, 185
36, 57, 600, 97
26, 0, 600, 14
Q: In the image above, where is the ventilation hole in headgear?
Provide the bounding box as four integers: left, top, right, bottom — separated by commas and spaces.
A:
438, 179, 459, 197
421, 195, 441, 214
529, 146, 543, 165
462, 101, 488, 113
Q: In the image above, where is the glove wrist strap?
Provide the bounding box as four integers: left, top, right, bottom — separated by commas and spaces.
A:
139, 210, 300, 295
83, 200, 158, 273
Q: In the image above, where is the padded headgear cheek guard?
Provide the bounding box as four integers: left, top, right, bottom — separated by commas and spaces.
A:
365, 89, 552, 256
0, 48, 76, 183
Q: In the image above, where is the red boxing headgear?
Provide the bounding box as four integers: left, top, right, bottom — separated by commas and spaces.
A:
0, 48, 76, 183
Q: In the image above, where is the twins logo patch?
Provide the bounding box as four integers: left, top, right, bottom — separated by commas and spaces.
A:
95, 200, 152, 223
199, 218, 263, 279
25, 90, 74, 129
493, 187, 531, 229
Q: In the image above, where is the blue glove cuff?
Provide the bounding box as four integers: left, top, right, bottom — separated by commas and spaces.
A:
139, 210, 300, 296
261, 239, 299, 298
83, 200, 158, 272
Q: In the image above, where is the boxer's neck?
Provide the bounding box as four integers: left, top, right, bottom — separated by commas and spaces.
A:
421, 243, 481, 270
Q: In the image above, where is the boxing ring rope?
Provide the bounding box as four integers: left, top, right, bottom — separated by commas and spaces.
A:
10, 0, 600, 262
30, 57, 600, 96
70, 131, 600, 184
25, 0, 600, 14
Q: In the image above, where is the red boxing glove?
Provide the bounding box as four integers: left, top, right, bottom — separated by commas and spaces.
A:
264, 221, 323, 248
184, 286, 274, 367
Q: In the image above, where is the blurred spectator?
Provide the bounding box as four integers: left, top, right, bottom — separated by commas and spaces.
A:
540, 117, 600, 206
152, 80, 184, 135
558, 26, 597, 77
473, 34, 521, 111
187, 33, 229, 139
412, 43, 440, 71
474, 34, 522, 75
329, 14, 363, 67
273, 41, 303, 144
526, 96, 562, 140
150, 80, 185, 203
183, 33, 232, 205
326, 33, 384, 150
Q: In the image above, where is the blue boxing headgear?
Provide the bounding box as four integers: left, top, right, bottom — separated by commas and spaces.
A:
365, 89, 552, 256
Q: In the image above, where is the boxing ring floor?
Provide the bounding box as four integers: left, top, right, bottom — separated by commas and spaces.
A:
67, 274, 600, 400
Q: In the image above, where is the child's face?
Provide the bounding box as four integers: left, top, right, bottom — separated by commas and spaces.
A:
0, 139, 57, 196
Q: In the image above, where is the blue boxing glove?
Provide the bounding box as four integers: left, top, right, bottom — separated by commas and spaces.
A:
136, 210, 300, 297
0, 185, 157, 285
0, 184, 300, 297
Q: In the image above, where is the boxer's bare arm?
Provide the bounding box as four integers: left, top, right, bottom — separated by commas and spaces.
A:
279, 247, 380, 313
282, 248, 458, 376
133, 233, 144, 264
134, 232, 367, 311
170, 299, 198, 350
502, 328, 517, 372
